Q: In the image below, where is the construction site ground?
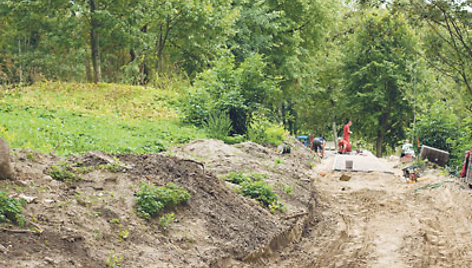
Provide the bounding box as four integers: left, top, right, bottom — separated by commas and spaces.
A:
1, 140, 472, 267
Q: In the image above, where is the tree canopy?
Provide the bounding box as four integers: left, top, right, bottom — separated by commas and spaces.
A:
1, 0, 472, 164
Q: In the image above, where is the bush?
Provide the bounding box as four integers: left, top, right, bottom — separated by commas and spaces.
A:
203, 110, 233, 140
247, 113, 287, 146
135, 183, 190, 219
0, 192, 26, 226
409, 102, 467, 166
182, 54, 280, 135
224, 172, 285, 212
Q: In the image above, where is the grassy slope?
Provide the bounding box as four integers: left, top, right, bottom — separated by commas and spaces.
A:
0, 82, 206, 155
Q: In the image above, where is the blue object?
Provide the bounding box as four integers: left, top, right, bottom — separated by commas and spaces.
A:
296, 135, 309, 147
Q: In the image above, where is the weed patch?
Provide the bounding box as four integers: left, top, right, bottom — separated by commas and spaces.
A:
224, 172, 285, 213
135, 183, 190, 219
49, 162, 81, 183
0, 192, 26, 226
159, 213, 175, 230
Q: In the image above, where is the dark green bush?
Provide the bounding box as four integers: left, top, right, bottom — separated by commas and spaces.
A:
182, 54, 279, 135
135, 183, 190, 219
0, 192, 26, 226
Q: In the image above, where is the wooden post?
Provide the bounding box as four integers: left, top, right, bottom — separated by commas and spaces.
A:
332, 122, 338, 152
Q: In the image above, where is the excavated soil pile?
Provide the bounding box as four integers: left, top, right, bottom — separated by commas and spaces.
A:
170, 138, 319, 213
0, 139, 318, 268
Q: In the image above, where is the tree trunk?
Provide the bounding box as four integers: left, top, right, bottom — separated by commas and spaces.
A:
85, 56, 92, 82
376, 130, 383, 157
89, 0, 101, 83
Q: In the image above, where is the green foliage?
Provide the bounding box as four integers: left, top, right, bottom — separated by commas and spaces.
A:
224, 172, 285, 212
282, 185, 293, 195
202, 110, 233, 140
411, 102, 472, 167
0, 192, 25, 226
343, 10, 419, 156
274, 158, 284, 166
0, 82, 206, 156
240, 180, 286, 213
105, 251, 123, 267
183, 54, 279, 134
247, 114, 287, 146
159, 213, 175, 230
222, 135, 245, 145
49, 162, 81, 183
118, 229, 129, 242
224, 172, 252, 185
135, 183, 190, 219
411, 102, 459, 154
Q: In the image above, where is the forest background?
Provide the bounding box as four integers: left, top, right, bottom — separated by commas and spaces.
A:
1, 0, 472, 168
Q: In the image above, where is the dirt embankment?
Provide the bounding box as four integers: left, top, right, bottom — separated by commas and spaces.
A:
266, 156, 472, 268
0, 138, 318, 267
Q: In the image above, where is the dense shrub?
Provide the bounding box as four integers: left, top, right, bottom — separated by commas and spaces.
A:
410, 102, 468, 166
182, 54, 279, 135
247, 113, 287, 146
135, 183, 190, 219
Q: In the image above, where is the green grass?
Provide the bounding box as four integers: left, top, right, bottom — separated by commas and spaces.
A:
0, 82, 206, 155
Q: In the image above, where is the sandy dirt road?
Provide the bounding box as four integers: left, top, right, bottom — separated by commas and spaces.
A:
266, 154, 472, 268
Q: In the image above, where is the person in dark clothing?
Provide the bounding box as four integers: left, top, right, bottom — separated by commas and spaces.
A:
313, 136, 326, 158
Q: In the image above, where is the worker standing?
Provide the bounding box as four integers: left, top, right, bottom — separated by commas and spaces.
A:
343, 120, 352, 153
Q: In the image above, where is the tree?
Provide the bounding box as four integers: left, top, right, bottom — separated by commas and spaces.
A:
343, 10, 419, 156
407, 0, 472, 111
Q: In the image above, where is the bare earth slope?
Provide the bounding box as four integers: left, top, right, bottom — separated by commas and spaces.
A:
2, 141, 472, 267
0, 138, 317, 267
268, 154, 472, 267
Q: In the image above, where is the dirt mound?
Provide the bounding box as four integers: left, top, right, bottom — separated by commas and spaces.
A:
171, 139, 319, 214
0, 143, 318, 268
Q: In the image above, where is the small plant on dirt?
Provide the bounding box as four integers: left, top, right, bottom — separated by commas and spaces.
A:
282, 184, 293, 195
225, 172, 286, 213
0, 192, 26, 226
159, 213, 175, 230
240, 180, 286, 212
274, 158, 283, 166
105, 161, 123, 173
93, 229, 102, 240
26, 152, 37, 161
135, 183, 190, 219
118, 229, 129, 242
224, 172, 252, 185
109, 218, 120, 224
106, 251, 123, 267
49, 162, 81, 182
